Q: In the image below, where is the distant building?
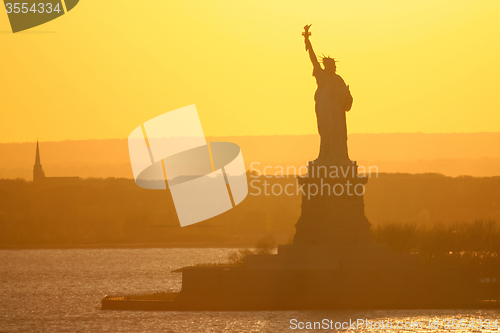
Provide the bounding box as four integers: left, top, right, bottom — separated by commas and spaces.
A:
33, 140, 81, 185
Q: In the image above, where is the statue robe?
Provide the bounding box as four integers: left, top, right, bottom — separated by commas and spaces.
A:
313, 66, 353, 164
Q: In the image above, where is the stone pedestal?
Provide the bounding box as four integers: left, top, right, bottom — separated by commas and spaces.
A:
293, 160, 372, 247
245, 160, 417, 271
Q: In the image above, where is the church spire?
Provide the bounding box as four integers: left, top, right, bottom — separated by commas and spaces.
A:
35, 139, 41, 166
33, 140, 45, 183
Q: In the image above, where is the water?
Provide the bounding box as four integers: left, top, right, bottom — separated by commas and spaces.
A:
0, 249, 498, 332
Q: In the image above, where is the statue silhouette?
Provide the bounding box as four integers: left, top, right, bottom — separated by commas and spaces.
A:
303, 25, 353, 165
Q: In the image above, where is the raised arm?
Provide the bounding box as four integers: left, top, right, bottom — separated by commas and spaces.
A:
303, 25, 320, 69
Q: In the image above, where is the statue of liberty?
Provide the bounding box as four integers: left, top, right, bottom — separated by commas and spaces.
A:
303, 25, 353, 164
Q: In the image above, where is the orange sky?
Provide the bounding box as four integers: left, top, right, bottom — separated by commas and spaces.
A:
1, 0, 499, 143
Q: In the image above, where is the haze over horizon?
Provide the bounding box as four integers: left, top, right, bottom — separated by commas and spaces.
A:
4, 130, 500, 144
2, 132, 500, 179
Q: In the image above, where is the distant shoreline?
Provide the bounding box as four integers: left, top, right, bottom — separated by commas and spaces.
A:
0, 243, 252, 250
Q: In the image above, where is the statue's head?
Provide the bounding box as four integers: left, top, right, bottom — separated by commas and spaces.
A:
321, 56, 337, 73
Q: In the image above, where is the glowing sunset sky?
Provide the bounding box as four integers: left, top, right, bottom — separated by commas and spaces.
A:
1, 0, 499, 143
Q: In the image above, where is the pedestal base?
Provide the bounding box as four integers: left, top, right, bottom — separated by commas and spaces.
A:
293, 160, 372, 247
